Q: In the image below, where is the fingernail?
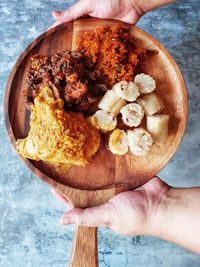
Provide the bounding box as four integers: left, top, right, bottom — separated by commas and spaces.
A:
60, 215, 73, 225
53, 11, 62, 17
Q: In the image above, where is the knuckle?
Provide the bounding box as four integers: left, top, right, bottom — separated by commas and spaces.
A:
102, 221, 112, 228
74, 214, 84, 225
64, 8, 73, 17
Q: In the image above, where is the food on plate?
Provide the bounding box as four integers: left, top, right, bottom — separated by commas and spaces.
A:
120, 103, 144, 127
107, 98, 127, 116
137, 92, 164, 115
77, 25, 150, 87
146, 114, 169, 142
26, 51, 108, 112
127, 128, 153, 156
134, 73, 156, 94
88, 110, 117, 133
26, 25, 153, 113
113, 81, 140, 101
98, 89, 126, 115
20, 24, 168, 163
109, 129, 128, 155
16, 86, 100, 166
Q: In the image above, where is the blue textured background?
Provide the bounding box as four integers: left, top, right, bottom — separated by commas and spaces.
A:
0, 0, 200, 266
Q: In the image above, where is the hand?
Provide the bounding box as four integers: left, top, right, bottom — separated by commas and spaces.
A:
52, 177, 170, 236
50, 0, 177, 29
51, 0, 144, 28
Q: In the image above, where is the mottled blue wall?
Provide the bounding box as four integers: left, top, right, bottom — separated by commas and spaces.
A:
0, 0, 200, 266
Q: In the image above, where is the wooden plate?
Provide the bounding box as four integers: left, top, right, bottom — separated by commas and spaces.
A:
4, 18, 187, 267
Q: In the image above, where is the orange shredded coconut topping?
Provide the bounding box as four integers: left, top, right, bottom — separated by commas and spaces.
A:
77, 25, 147, 87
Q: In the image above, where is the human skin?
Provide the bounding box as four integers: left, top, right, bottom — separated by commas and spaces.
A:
51, 0, 200, 255
51, 0, 177, 27
52, 177, 200, 255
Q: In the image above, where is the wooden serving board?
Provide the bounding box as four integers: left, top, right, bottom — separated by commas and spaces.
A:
4, 18, 187, 267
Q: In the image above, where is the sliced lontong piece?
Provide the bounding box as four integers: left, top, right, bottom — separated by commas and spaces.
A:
147, 114, 169, 143
98, 89, 126, 116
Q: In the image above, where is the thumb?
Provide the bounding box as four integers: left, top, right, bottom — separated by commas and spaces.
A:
52, 0, 94, 23
60, 203, 112, 228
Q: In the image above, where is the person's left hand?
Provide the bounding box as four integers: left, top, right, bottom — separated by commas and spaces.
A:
50, 0, 144, 29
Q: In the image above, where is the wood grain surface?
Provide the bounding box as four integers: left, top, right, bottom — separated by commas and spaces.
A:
4, 18, 187, 267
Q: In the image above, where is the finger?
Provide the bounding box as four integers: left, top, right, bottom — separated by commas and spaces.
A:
60, 203, 112, 227
138, 177, 164, 189
136, 176, 170, 196
113, 13, 141, 24
52, 0, 94, 22
48, 20, 62, 30
51, 188, 73, 208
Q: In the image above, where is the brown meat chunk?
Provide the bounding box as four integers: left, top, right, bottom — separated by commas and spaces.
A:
65, 81, 88, 104
26, 51, 105, 112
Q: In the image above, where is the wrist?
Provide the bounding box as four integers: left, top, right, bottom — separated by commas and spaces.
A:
134, 182, 173, 236
130, 0, 177, 14
147, 187, 177, 238
140, 184, 200, 254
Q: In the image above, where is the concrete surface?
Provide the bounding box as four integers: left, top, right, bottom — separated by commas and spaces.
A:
0, 0, 200, 266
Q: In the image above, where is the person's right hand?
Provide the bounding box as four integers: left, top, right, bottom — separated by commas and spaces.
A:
52, 177, 170, 236
51, 0, 145, 29
52, 176, 200, 254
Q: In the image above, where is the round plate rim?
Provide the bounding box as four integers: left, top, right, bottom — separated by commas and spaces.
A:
4, 18, 188, 192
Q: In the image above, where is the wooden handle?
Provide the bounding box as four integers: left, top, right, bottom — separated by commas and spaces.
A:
69, 226, 98, 267
55, 186, 117, 267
